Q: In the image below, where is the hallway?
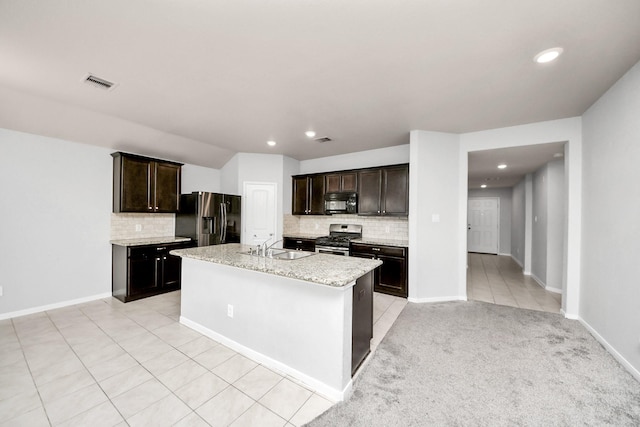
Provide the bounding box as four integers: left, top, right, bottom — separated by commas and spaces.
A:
467, 253, 561, 313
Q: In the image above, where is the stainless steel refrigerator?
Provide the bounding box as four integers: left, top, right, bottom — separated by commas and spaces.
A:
175, 192, 241, 246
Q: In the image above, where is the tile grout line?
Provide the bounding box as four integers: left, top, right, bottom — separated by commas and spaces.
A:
8, 317, 54, 427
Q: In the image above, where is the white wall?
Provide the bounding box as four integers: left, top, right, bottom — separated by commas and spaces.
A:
0, 128, 112, 317
0, 127, 223, 317
282, 156, 300, 216
511, 179, 526, 267
531, 165, 548, 285
220, 154, 240, 195
581, 59, 640, 377
546, 159, 565, 292
468, 187, 512, 255
299, 145, 409, 174
409, 131, 461, 302
181, 164, 221, 194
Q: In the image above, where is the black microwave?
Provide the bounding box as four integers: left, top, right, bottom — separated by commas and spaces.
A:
324, 192, 357, 214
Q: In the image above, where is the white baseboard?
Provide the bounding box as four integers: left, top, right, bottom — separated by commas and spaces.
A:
498, 252, 511, 257
579, 317, 640, 384
408, 296, 466, 304
510, 255, 524, 269
560, 309, 579, 320
180, 316, 350, 402
545, 286, 562, 294
0, 292, 113, 320
531, 273, 546, 289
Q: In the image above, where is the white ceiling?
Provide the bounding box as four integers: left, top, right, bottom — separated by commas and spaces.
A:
1, 0, 639, 169
468, 142, 566, 189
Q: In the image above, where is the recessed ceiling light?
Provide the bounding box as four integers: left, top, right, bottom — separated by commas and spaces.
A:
534, 47, 563, 64
497, 164, 507, 169
481, 184, 487, 188
305, 131, 316, 138
267, 140, 276, 147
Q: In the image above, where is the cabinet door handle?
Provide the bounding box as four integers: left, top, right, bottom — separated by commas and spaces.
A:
156, 247, 165, 251
372, 248, 380, 251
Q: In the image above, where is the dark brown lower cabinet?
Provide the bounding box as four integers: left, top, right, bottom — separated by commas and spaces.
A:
352, 270, 373, 376
350, 242, 408, 298
283, 237, 316, 252
112, 240, 195, 303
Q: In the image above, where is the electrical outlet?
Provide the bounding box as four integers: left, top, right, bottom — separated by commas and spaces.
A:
0, 285, 3, 296
135, 224, 142, 232
315, 223, 319, 230
227, 304, 234, 318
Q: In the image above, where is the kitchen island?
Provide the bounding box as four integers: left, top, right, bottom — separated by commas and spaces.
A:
171, 243, 382, 401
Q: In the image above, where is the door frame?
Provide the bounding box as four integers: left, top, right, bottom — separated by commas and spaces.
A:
456, 120, 581, 319
242, 181, 278, 246
467, 197, 500, 254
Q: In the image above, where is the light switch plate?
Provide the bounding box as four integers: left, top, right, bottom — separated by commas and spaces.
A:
432, 214, 440, 223
135, 224, 142, 232
227, 304, 234, 318
0, 285, 3, 296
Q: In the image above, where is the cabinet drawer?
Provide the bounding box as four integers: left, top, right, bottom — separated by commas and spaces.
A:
283, 237, 316, 252
127, 241, 193, 258
128, 246, 160, 259
350, 243, 406, 257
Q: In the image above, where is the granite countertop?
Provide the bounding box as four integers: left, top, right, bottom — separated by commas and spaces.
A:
352, 237, 409, 248
171, 243, 382, 288
110, 236, 192, 247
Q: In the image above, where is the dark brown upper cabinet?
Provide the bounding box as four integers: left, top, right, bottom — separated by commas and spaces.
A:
325, 172, 358, 193
112, 152, 182, 213
292, 174, 325, 215
357, 164, 409, 216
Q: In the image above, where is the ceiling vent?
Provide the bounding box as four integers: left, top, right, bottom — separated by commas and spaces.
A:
83, 74, 116, 91
314, 136, 332, 143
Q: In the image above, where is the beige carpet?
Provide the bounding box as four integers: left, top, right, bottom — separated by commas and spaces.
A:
307, 301, 640, 426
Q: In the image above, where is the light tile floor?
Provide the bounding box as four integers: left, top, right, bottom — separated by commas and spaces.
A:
467, 253, 562, 313
0, 290, 406, 427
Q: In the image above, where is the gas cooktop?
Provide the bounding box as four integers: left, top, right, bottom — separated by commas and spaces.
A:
315, 224, 362, 248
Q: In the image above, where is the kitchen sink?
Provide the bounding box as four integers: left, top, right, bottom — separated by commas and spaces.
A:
239, 249, 315, 260
270, 250, 315, 260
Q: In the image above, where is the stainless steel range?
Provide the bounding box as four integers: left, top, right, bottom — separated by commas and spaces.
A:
315, 224, 362, 255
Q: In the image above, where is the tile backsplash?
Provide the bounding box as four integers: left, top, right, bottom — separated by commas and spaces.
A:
284, 214, 408, 241
111, 213, 175, 240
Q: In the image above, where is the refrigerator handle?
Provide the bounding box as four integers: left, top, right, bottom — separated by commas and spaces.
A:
224, 202, 228, 242
220, 202, 227, 243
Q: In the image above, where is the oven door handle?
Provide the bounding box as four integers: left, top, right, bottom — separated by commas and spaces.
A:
316, 247, 349, 256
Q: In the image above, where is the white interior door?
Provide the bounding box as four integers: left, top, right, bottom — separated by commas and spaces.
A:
467, 197, 499, 254
243, 182, 277, 246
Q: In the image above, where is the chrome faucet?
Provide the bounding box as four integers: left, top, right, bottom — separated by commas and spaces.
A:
261, 238, 283, 257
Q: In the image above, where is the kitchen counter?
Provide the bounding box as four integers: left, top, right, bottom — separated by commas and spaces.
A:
352, 237, 408, 247
174, 242, 378, 401
171, 243, 381, 287
110, 236, 192, 247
